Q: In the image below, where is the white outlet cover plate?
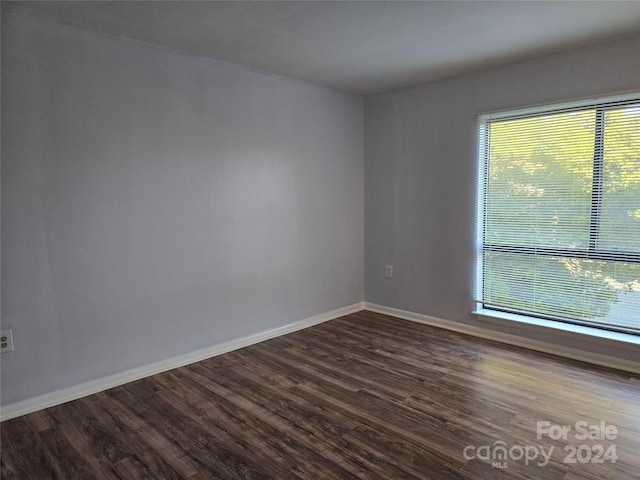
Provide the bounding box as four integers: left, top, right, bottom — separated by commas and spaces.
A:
1, 329, 14, 353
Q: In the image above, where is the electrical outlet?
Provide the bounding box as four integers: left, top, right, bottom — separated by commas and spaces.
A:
1, 329, 14, 353
385, 264, 393, 279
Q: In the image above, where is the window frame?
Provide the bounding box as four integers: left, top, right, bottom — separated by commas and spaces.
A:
476, 93, 640, 336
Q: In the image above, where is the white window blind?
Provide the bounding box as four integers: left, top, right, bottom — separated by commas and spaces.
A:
477, 94, 640, 334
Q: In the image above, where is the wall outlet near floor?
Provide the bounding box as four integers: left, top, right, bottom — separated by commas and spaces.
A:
384, 264, 393, 279
1, 329, 14, 353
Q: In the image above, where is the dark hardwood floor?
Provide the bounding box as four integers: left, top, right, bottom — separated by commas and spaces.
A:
2, 310, 639, 479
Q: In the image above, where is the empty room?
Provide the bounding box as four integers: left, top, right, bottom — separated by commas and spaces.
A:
1, 1, 639, 479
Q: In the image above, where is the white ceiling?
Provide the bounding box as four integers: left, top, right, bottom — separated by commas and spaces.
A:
5, 1, 640, 95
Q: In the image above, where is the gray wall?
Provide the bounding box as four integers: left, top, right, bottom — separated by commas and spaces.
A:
1, 13, 364, 406
365, 34, 640, 361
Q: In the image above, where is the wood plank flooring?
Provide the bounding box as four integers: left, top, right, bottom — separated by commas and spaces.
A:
2, 310, 639, 479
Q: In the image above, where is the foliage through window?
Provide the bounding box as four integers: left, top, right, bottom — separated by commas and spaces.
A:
477, 94, 640, 334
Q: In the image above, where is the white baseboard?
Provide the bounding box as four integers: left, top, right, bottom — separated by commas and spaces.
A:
4, 300, 636, 421
0, 302, 364, 422
364, 303, 640, 376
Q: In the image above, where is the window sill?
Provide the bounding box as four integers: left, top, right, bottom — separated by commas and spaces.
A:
473, 308, 640, 350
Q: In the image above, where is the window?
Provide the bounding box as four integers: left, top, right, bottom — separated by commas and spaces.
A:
476, 94, 640, 335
